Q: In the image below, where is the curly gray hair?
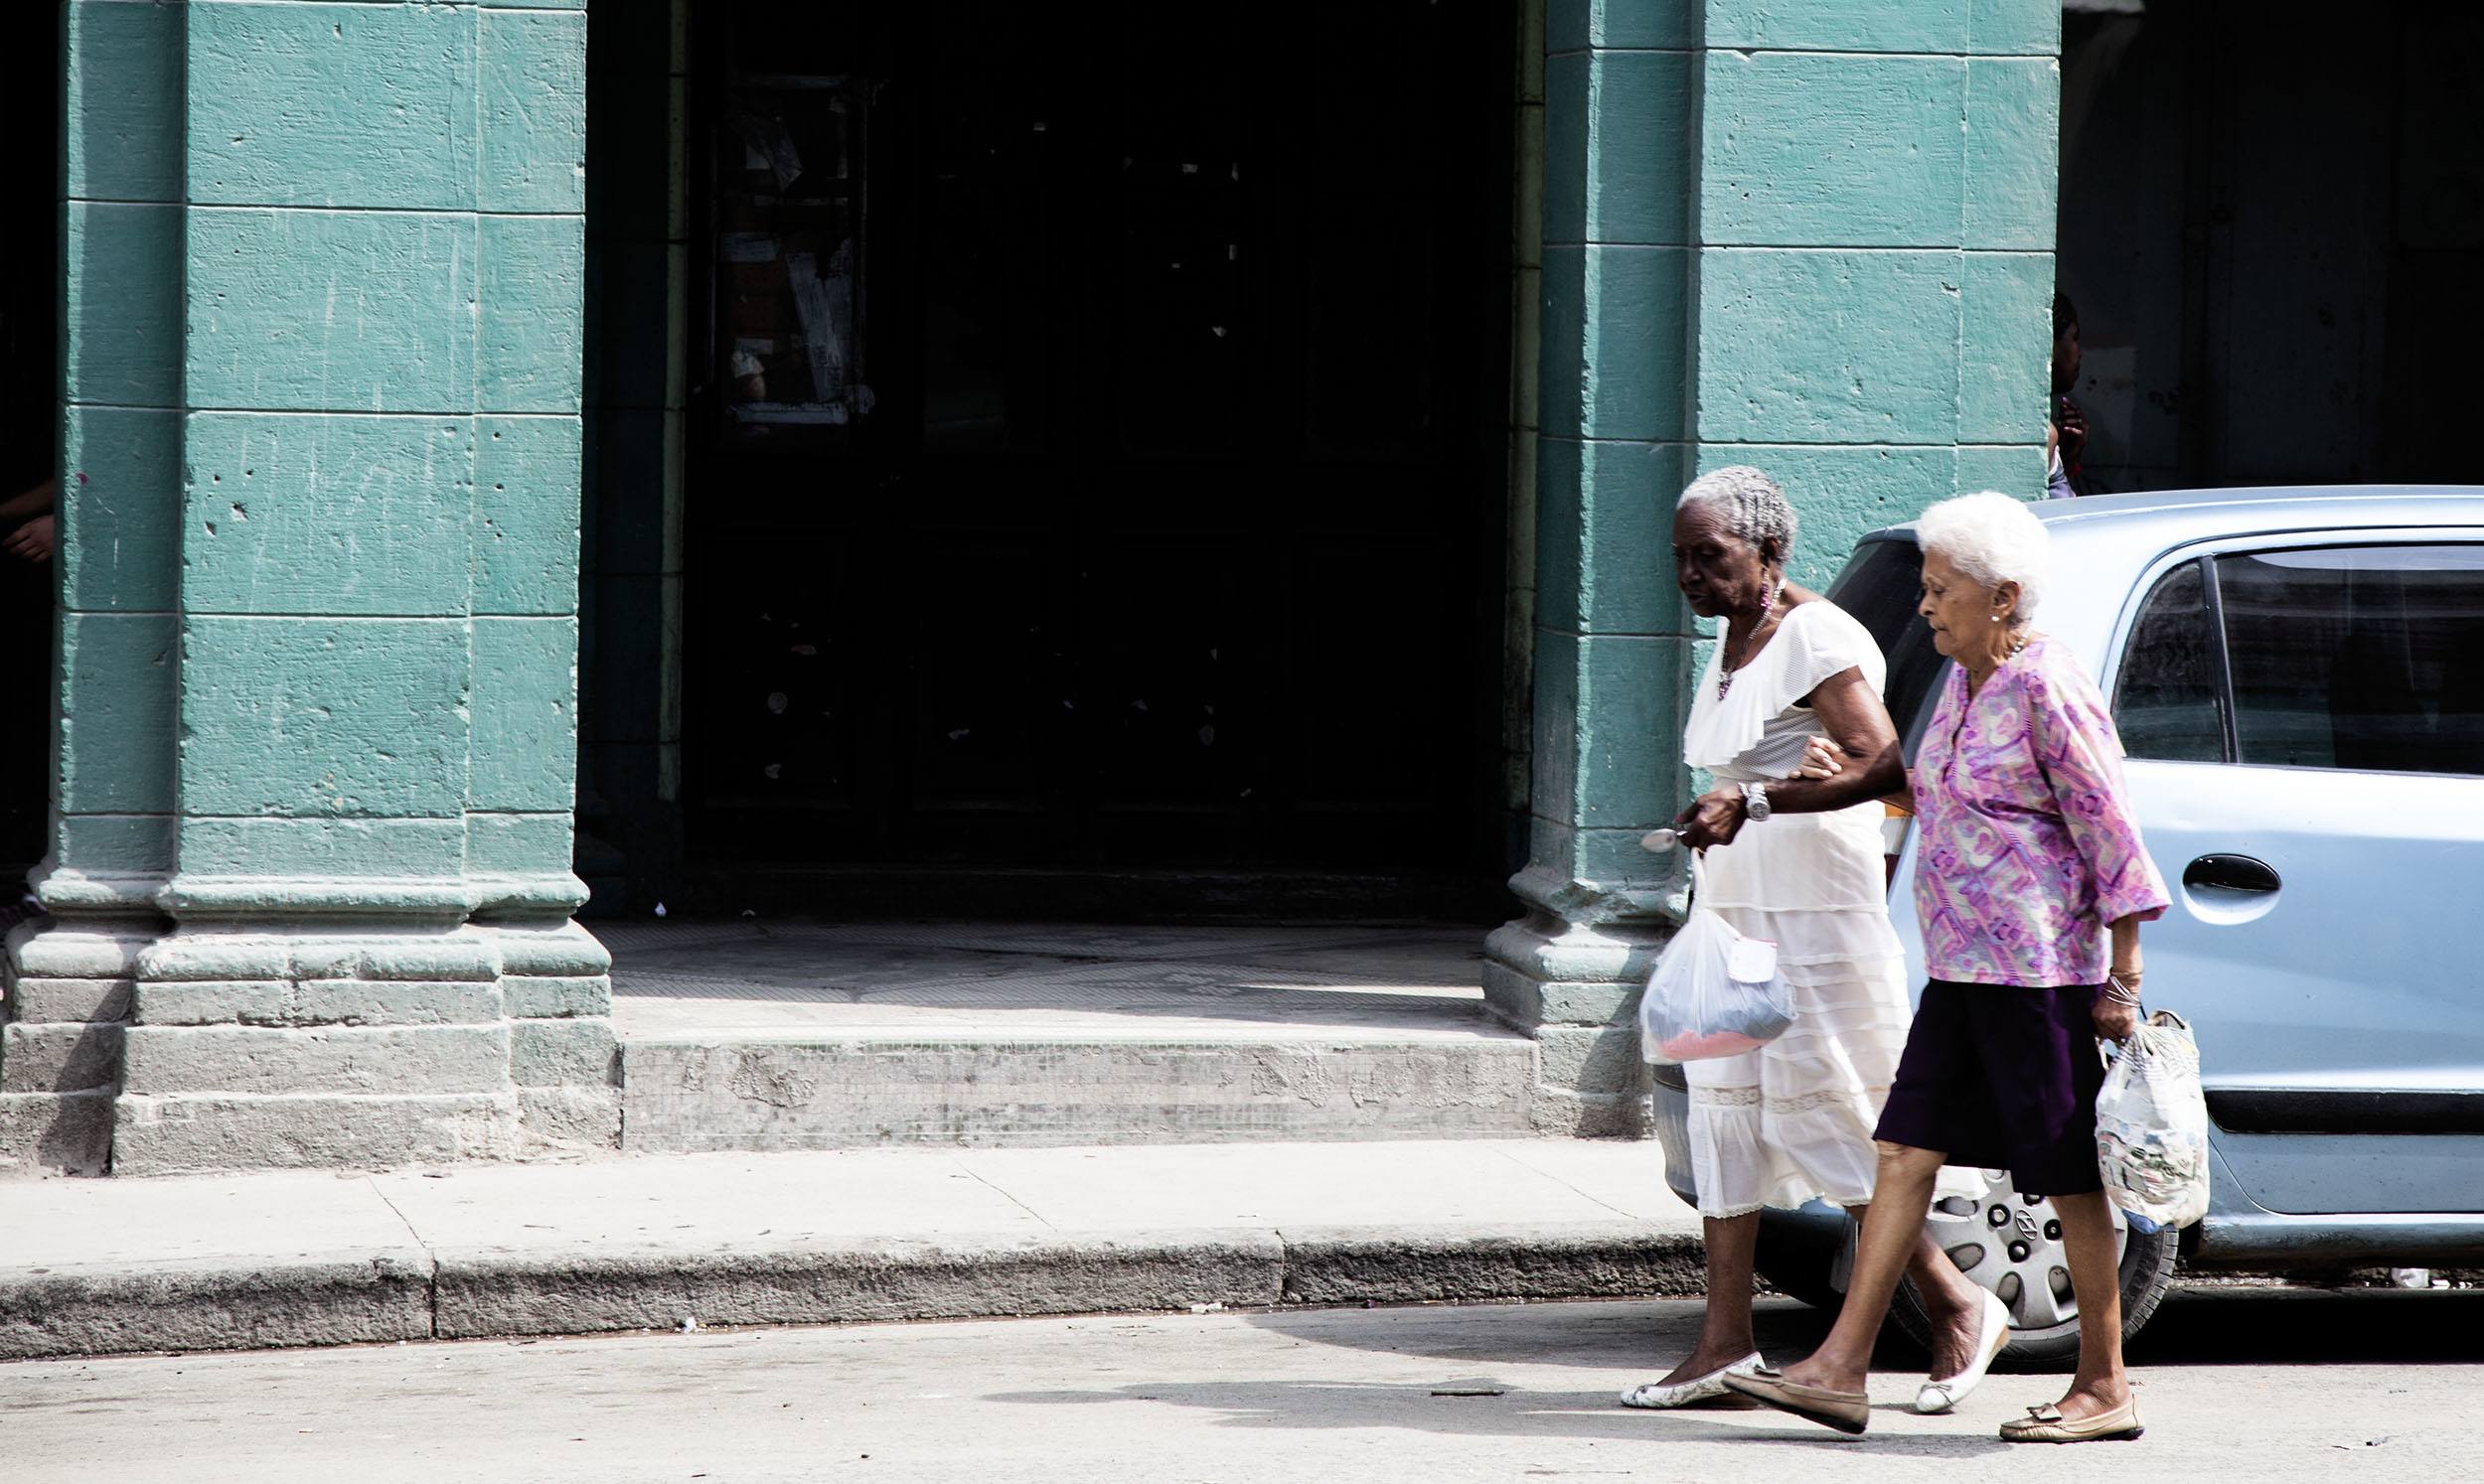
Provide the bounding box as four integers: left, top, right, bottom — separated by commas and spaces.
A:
1675, 466, 1797, 565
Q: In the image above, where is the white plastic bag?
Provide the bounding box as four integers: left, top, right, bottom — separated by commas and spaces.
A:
2095, 1009, 2211, 1232
1638, 853, 1794, 1064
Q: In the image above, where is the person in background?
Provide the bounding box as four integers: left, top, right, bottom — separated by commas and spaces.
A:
0, 452, 53, 932
1722, 493, 2169, 1442
1621, 467, 1999, 1416
1, 476, 55, 563
2046, 293, 2086, 500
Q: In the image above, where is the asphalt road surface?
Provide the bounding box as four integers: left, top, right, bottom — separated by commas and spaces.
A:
3, 1287, 2478, 1483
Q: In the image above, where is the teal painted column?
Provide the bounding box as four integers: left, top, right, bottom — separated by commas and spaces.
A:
1685, 0, 2060, 579
7, 2, 612, 1172
1486, 0, 1702, 1135
1, 1, 187, 1173
1488, 0, 2059, 1134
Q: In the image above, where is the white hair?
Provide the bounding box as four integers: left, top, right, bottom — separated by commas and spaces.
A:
1916, 492, 2049, 622
1676, 466, 1797, 564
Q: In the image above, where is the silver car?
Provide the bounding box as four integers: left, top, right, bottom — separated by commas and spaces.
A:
1650, 486, 2484, 1365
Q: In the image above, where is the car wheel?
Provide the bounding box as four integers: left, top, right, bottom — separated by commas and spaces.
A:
1890, 1167, 2179, 1371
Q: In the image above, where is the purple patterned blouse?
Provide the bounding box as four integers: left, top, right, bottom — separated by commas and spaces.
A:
1910, 637, 2170, 986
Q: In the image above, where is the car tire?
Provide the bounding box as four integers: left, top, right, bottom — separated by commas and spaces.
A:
1889, 1168, 2180, 1371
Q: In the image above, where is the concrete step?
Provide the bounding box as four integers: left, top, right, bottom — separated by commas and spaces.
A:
604, 919, 1536, 1152
617, 1033, 1540, 1152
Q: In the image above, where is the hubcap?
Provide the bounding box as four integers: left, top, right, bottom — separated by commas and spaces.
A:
1923, 1168, 2127, 1329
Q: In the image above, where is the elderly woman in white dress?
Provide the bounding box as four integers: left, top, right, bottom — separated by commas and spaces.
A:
1622, 468, 1999, 1413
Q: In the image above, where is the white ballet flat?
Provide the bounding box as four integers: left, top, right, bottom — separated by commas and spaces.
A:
1915, 1288, 2011, 1414
1619, 1352, 1763, 1410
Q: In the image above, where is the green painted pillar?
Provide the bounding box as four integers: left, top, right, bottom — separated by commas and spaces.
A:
1488, 0, 2059, 1134
6, 1, 611, 1173
0, 1, 185, 1172
1684, 0, 2061, 578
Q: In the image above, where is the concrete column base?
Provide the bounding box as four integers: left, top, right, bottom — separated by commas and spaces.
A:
0, 923, 150, 1175
0, 917, 622, 1174
1482, 895, 1675, 1138
486, 921, 621, 1157
113, 1092, 523, 1174
0, 1090, 115, 1176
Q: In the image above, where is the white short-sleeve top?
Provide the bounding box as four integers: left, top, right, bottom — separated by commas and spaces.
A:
1683, 599, 1888, 783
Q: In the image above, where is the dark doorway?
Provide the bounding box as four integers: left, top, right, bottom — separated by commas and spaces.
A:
674, 3, 1513, 913
0, 7, 61, 881
2057, 0, 2484, 493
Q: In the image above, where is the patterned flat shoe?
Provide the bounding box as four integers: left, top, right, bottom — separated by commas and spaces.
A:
1618, 1352, 1763, 1410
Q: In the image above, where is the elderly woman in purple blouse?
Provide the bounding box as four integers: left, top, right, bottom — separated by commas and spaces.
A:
1713, 493, 2170, 1443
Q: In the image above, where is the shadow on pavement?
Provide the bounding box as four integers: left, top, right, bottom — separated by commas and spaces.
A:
1234, 1285, 2484, 1373
986, 1299, 1991, 1454
982, 1377, 2020, 1458
985, 1288, 2479, 1454
2129, 1285, 2484, 1366
1224, 1296, 1859, 1373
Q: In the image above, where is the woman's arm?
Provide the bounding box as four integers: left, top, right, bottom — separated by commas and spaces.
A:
1789, 734, 1915, 814
0, 477, 57, 523
2027, 663, 2170, 930
2095, 915, 2143, 1041
1675, 667, 1907, 847
1769, 667, 1910, 814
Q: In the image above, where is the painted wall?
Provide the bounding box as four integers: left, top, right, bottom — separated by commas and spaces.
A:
15, 0, 2067, 1165
6, 1, 611, 1174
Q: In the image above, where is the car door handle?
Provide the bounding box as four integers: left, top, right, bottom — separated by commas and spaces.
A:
2183, 853, 2280, 894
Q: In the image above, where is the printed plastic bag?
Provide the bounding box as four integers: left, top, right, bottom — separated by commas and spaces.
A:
1638, 854, 1794, 1064
2095, 1009, 2211, 1232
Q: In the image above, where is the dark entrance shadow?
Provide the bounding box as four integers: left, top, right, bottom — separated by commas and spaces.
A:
2126, 1285, 2484, 1366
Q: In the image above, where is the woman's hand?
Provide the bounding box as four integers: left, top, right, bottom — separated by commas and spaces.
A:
1796, 735, 1846, 780
1675, 786, 1748, 850
2092, 992, 2139, 1043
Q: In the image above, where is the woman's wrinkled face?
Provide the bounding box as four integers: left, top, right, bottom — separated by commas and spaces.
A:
1917, 548, 2012, 658
1672, 504, 1773, 620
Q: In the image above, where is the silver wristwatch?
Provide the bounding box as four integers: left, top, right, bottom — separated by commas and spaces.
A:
1740, 780, 1772, 821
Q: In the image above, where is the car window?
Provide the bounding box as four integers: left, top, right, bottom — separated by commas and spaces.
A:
2113, 559, 2226, 763
2215, 544, 2484, 776
1824, 536, 1946, 757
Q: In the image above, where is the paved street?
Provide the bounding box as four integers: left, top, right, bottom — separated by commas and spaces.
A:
3, 1289, 2477, 1483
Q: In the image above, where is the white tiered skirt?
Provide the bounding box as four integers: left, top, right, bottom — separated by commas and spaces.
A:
1679, 800, 1911, 1219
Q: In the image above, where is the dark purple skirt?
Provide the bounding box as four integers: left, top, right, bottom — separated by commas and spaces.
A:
1872, 979, 2107, 1197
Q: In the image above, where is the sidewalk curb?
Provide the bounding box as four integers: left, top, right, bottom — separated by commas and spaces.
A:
1282, 1222, 1711, 1304
431, 1230, 1293, 1339
0, 1251, 433, 1361
0, 1225, 1708, 1361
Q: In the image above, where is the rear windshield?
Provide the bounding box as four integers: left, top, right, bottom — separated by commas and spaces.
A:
1825, 534, 1947, 758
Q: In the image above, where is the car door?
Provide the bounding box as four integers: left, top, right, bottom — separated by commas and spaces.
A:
2107, 534, 2484, 1215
